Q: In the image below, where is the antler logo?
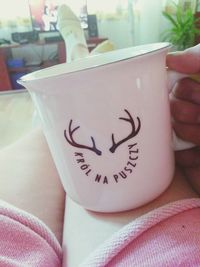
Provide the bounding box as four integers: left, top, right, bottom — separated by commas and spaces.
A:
64, 109, 141, 155
64, 109, 141, 185
109, 109, 141, 153
64, 120, 102, 156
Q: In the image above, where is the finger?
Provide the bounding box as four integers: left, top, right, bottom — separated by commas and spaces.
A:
173, 121, 200, 145
175, 148, 200, 168
172, 78, 200, 105
184, 166, 200, 195
166, 44, 200, 74
170, 98, 200, 124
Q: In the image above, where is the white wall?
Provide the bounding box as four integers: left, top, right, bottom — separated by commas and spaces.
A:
132, 0, 166, 45
98, 19, 133, 49
97, 0, 168, 49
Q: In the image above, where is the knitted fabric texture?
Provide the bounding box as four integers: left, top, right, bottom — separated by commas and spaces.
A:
81, 198, 200, 267
0, 200, 62, 267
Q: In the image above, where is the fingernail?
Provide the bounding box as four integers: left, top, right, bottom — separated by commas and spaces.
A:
190, 74, 200, 83
168, 51, 184, 56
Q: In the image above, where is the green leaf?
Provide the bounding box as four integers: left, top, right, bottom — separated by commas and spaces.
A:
161, 2, 199, 50
162, 11, 178, 27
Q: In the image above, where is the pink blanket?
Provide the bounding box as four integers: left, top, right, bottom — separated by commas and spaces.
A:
0, 200, 62, 267
0, 198, 200, 266
81, 198, 200, 267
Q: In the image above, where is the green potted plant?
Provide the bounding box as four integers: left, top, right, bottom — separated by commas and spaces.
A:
162, 2, 200, 50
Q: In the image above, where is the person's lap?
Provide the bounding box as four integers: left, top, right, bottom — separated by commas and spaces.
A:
0, 127, 198, 266
62, 166, 199, 266
0, 128, 65, 243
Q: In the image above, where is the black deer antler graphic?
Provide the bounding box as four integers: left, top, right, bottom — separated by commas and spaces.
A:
109, 109, 141, 153
64, 120, 102, 156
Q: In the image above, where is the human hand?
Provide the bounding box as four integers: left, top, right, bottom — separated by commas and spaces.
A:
167, 44, 200, 194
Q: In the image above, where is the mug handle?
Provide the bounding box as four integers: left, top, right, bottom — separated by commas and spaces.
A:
167, 70, 195, 151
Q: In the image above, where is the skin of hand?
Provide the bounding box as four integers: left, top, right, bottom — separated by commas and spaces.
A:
167, 44, 200, 195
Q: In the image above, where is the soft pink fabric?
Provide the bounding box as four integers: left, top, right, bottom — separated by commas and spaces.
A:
1, 199, 200, 267
81, 198, 200, 267
0, 200, 62, 267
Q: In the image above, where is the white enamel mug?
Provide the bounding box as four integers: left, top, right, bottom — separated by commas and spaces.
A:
18, 42, 193, 212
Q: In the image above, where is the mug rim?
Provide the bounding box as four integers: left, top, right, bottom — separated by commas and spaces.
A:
19, 42, 171, 84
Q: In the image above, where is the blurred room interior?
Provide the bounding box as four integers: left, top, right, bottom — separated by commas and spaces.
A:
0, 0, 199, 147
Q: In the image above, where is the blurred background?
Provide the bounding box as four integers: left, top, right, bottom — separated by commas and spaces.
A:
0, 0, 199, 148
0, 0, 199, 90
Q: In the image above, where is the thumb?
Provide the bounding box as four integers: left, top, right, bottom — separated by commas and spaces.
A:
166, 44, 200, 74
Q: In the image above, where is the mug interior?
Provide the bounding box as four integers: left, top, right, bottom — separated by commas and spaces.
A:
19, 42, 171, 83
